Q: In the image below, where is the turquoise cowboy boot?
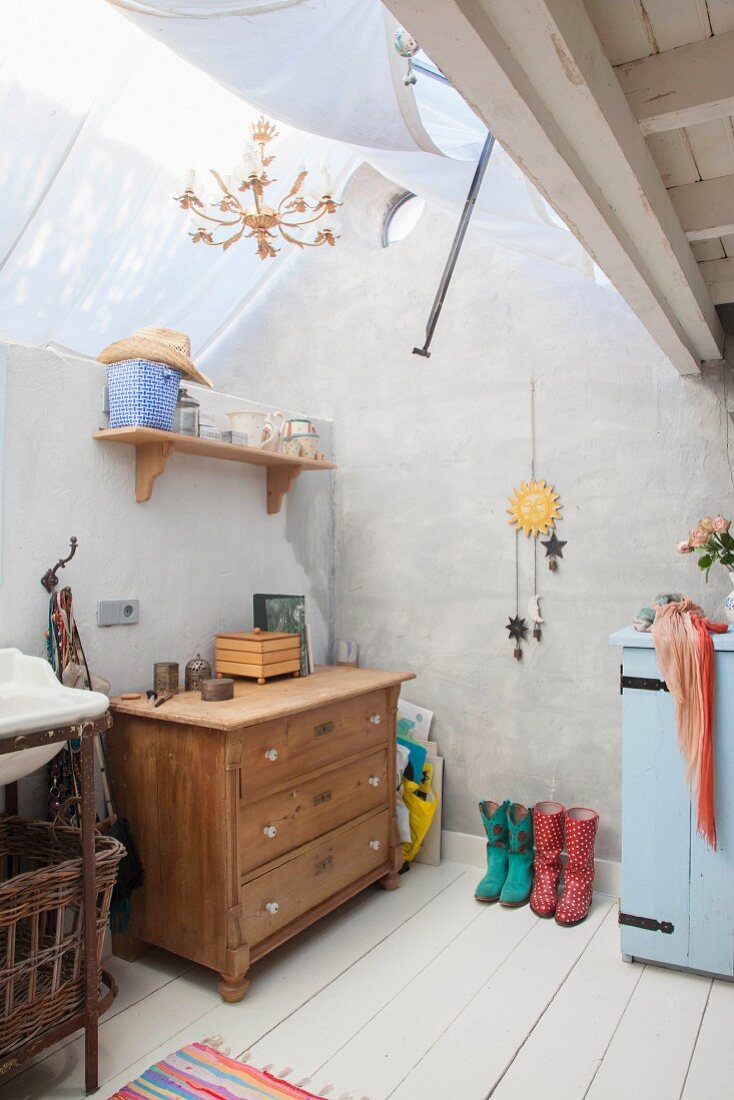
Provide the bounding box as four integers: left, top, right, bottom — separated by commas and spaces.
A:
475, 800, 509, 902
500, 802, 534, 908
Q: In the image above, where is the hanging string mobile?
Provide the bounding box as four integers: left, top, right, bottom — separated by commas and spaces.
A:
505, 381, 567, 659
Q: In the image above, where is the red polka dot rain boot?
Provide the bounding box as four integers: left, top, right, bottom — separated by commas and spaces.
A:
530, 801, 565, 918
499, 802, 534, 908
555, 807, 599, 927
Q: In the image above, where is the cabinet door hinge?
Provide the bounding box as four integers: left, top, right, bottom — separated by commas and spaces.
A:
619, 910, 674, 934
620, 665, 669, 695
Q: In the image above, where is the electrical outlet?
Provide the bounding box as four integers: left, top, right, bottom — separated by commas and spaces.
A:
97, 599, 139, 626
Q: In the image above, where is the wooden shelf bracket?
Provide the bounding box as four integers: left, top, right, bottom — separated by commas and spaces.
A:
136, 441, 174, 503
267, 465, 301, 515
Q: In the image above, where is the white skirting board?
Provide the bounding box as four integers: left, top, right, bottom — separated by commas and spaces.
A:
441, 829, 621, 898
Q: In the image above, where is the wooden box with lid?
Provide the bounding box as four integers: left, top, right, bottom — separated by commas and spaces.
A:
215, 628, 301, 684
106, 665, 414, 1003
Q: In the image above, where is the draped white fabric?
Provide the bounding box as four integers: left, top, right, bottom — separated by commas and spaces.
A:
0, 0, 592, 364
109, 0, 593, 273
0, 0, 353, 358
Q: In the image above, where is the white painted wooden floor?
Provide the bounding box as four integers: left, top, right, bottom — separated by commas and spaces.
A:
4, 861, 733, 1099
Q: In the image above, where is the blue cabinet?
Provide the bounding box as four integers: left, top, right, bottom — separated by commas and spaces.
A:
610, 626, 734, 978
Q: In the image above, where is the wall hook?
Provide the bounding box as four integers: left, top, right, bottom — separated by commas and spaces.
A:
41, 536, 78, 593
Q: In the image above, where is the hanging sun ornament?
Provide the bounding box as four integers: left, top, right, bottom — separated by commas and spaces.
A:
507, 479, 562, 538
504, 382, 566, 659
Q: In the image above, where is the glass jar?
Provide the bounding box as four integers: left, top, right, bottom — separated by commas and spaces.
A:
174, 387, 200, 436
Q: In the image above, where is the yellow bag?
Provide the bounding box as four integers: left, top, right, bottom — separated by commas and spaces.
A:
402, 762, 438, 862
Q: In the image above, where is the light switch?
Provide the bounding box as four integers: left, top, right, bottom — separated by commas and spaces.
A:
97, 599, 139, 626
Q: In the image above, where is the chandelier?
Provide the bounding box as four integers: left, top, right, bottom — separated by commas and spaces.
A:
175, 117, 340, 260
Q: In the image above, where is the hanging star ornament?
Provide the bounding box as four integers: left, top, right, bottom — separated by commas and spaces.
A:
506, 615, 528, 642
507, 479, 562, 537
541, 531, 567, 571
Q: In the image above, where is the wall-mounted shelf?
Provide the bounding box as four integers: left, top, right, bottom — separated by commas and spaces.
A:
93, 427, 336, 514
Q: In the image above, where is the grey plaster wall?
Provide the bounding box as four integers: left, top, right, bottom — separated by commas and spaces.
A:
209, 205, 734, 861
0, 342, 334, 814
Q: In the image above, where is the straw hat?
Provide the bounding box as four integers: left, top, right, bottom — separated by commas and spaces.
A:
98, 327, 213, 388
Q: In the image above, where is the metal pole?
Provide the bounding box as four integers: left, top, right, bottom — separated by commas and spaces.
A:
413, 130, 496, 358
81, 724, 99, 1094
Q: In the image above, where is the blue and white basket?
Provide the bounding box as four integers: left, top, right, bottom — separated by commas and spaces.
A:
107, 358, 182, 430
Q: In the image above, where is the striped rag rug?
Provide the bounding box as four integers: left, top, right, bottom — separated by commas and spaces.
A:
110, 1043, 328, 1100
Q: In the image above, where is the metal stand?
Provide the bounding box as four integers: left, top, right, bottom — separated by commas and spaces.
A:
413, 131, 496, 358
0, 714, 115, 1094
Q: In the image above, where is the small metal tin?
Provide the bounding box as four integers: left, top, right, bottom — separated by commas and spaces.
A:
221, 430, 249, 446
185, 653, 212, 692
153, 662, 179, 696
201, 677, 234, 701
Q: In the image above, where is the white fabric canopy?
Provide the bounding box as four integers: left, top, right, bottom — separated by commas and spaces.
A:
109, 0, 594, 272
0, 0, 593, 368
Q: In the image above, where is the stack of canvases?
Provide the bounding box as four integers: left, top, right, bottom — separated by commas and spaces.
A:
476, 801, 600, 926
397, 701, 443, 866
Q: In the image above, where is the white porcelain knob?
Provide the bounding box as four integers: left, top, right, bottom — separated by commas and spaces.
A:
263, 825, 277, 838
368, 776, 381, 787
264, 748, 279, 761
369, 839, 381, 851
369, 714, 382, 725
265, 901, 280, 915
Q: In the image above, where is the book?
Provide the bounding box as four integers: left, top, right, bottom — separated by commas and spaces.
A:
253, 593, 308, 676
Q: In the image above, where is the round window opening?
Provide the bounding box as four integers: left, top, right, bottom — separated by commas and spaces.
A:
383, 192, 425, 246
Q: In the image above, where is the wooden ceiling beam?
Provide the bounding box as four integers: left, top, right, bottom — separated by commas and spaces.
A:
386, 0, 724, 374
699, 257, 734, 305
615, 30, 734, 135
669, 175, 734, 241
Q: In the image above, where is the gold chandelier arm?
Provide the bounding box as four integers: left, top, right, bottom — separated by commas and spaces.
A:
279, 211, 332, 229
192, 207, 244, 229
277, 225, 332, 248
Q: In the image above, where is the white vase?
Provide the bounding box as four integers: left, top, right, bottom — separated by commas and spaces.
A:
725, 573, 734, 625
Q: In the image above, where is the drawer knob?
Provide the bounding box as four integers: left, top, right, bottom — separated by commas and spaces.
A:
368, 775, 381, 787
263, 825, 278, 838
369, 714, 382, 725
264, 748, 279, 761
369, 839, 382, 851
265, 901, 280, 915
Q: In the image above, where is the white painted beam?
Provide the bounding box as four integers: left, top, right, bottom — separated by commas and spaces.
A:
699, 257, 734, 304
615, 30, 734, 135
669, 175, 734, 241
386, 0, 724, 374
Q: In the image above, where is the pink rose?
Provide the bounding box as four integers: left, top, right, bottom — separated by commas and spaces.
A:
689, 527, 710, 547
712, 515, 731, 533
677, 540, 693, 554
699, 516, 715, 533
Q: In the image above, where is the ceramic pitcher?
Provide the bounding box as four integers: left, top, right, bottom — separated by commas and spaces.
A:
227, 410, 286, 449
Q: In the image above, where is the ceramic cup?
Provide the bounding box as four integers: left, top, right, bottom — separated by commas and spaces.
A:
227, 410, 286, 450
284, 418, 317, 440
283, 432, 319, 458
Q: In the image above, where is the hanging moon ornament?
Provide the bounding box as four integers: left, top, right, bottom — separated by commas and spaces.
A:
508, 479, 562, 538
527, 595, 543, 624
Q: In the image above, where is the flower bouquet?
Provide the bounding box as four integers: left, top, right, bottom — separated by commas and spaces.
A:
678, 515, 734, 580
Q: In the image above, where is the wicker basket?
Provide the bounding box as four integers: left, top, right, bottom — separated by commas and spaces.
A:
0, 816, 125, 1056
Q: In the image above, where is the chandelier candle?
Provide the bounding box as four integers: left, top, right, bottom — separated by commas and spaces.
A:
176, 117, 341, 260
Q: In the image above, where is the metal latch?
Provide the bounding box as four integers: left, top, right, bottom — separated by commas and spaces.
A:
620, 666, 669, 695
314, 720, 335, 737
619, 910, 674, 934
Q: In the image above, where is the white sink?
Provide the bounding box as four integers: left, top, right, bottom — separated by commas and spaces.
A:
0, 648, 109, 784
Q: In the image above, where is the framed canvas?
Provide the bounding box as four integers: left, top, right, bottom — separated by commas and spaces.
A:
253, 593, 308, 676
397, 699, 434, 743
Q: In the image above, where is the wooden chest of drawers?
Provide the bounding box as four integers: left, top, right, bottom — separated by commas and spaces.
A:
107, 666, 413, 1002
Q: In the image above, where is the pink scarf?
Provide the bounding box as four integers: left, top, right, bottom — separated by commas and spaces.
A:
651, 599, 727, 849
